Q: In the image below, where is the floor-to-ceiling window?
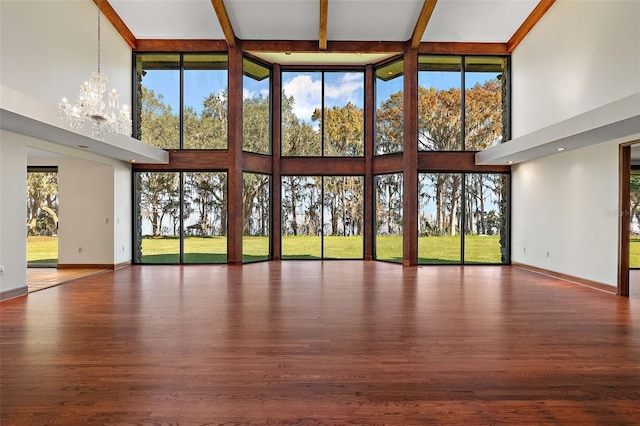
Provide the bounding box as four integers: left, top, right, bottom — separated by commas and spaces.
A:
417, 55, 510, 265
418, 172, 508, 264
281, 175, 364, 259
132, 50, 510, 266
133, 53, 230, 264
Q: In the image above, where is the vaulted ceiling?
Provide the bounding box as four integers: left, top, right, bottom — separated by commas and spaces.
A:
98, 0, 555, 64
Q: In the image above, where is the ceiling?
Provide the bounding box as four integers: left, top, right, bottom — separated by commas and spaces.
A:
106, 0, 546, 64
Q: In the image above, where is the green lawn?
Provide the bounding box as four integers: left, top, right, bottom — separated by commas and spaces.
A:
29, 234, 640, 266
27, 236, 58, 264
631, 237, 640, 267
141, 235, 504, 264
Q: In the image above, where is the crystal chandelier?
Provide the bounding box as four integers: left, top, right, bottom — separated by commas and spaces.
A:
58, 9, 131, 140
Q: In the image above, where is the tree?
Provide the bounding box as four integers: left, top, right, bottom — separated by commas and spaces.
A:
376, 92, 404, 154
137, 172, 180, 237
184, 91, 228, 149
26, 172, 58, 236
314, 102, 364, 156
465, 80, 504, 150
140, 87, 179, 149
243, 94, 270, 154
281, 95, 321, 156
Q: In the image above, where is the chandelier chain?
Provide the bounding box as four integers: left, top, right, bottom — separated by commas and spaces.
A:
97, 9, 101, 73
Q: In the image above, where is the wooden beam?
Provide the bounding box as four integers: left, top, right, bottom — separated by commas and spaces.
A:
419, 42, 509, 56
211, 0, 236, 48
135, 39, 228, 52
507, 0, 555, 52
410, 0, 437, 49
280, 158, 366, 176
132, 150, 229, 171
319, 0, 328, 50
93, 0, 136, 49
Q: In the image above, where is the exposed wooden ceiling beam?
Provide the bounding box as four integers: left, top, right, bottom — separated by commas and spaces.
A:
211, 0, 236, 48
410, 0, 437, 49
135, 39, 229, 52
419, 42, 509, 56
507, 0, 555, 52
93, 0, 136, 49
319, 0, 328, 50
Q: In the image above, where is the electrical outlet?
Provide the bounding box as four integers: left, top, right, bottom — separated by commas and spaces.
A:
0, 265, 5, 275
78, 247, 83, 253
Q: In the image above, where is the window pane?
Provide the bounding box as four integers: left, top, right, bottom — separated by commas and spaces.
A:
418, 173, 462, 264
323, 72, 364, 157
323, 176, 364, 259
418, 56, 462, 151
281, 176, 322, 258
631, 172, 640, 268
465, 57, 508, 151
183, 172, 227, 263
464, 174, 508, 264
282, 72, 322, 156
135, 172, 180, 263
243, 173, 270, 262
183, 54, 228, 149
243, 58, 271, 154
375, 60, 404, 155
375, 173, 403, 262
136, 54, 180, 149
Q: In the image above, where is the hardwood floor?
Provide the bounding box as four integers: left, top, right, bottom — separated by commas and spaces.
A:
2, 262, 639, 425
27, 267, 110, 293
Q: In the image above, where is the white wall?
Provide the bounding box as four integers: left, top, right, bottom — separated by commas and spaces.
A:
510, 0, 640, 287
114, 165, 132, 265
511, 141, 619, 285
0, 1, 133, 295
511, 0, 640, 137
0, 134, 28, 299
0, 0, 131, 109
57, 157, 115, 265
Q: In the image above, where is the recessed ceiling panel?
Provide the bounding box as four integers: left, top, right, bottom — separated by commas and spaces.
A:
225, 0, 319, 40
250, 51, 396, 66
328, 0, 424, 41
423, 0, 539, 43
109, 0, 223, 39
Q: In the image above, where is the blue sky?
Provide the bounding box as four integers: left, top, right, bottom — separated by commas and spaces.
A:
142, 68, 499, 120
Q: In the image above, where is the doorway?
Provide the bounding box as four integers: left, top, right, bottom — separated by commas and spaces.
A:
27, 166, 58, 268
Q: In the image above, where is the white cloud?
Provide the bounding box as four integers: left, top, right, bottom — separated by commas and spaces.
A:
283, 74, 322, 121
283, 72, 364, 121
325, 73, 364, 107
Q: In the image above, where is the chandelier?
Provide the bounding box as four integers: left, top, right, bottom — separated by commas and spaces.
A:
58, 9, 131, 140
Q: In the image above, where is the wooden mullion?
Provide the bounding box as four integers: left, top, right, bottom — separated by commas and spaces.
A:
227, 46, 244, 264
364, 65, 375, 261
618, 144, 631, 297
272, 64, 282, 260
403, 48, 419, 266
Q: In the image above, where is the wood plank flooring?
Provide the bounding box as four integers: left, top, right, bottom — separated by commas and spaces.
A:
2, 262, 639, 425
27, 267, 110, 293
